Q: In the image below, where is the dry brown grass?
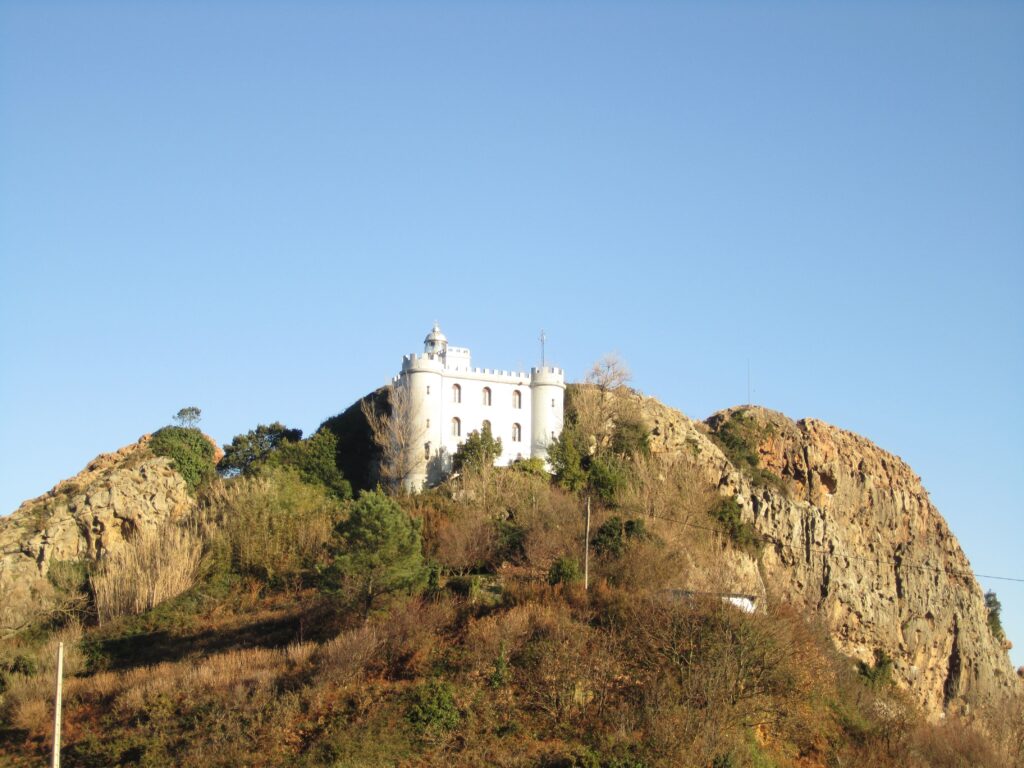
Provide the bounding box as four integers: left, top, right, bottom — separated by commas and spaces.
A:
90, 522, 203, 624
63, 641, 317, 722
314, 623, 383, 686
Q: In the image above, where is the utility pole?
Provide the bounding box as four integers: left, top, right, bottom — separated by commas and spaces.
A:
584, 496, 591, 591
52, 641, 63, 768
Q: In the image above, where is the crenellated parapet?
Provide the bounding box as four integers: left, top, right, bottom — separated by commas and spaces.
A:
530, 366, 566, 388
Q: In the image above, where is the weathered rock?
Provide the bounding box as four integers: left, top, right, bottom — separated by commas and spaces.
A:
627, 394, 1020, 717
0, 437, 194, 635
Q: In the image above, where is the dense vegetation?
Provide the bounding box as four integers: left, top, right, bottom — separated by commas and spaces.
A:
149, 426, 216, 493
1, 393, 1021, 767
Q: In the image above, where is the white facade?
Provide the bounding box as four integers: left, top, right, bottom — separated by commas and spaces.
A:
397, 324, 565, 489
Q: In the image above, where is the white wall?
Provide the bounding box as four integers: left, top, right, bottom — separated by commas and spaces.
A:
399, 343, 564, 489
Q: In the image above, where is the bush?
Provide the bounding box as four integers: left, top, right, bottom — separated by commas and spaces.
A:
548, 429, 588, 492
210, 468, 343, 585
406, 679, 460, 737
611, 417, 650, 458
588, 456, 629, 504
857, 649, 894, 689
985, 591, 1005, 641
512, 456, 549, 477
452, 423, 503, 473
323, 490, 428, 614
150, 426, 216, 493
548, 556, 582, 586
268, 428, 352, 499
710, 497, 762, 554
218, 422, 302, 476
592, 516, 648, 559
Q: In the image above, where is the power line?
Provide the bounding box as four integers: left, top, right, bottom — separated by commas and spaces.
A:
638, 510, 1024, 585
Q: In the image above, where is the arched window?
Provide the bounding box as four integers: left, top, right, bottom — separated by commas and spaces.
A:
512, 389, 522, 409
452, 383, 461, 403
512, 423, 522, 442
482, 386, 492, 406
452, 417, 461, 437
482, 419, 491, 433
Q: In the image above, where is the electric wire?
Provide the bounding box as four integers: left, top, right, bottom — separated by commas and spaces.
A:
631, 509, 1024, 585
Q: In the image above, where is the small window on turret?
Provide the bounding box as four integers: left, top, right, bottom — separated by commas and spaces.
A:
551, 398, 555, 407
512, 390, 522, 409
426, 386, 431, 395
452, 417, 461, 437
426, 419, 430, 429
482, 387, 492, 406
512, 423, 522, 442
453, 384, 461, 403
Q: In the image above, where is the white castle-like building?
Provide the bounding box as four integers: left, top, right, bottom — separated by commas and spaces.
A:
396, 324, 565, 489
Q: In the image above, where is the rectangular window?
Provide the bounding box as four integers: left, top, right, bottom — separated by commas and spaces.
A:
426, 386, 431, 394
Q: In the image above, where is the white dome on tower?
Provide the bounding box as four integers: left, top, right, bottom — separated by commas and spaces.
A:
424, 323, 448, 355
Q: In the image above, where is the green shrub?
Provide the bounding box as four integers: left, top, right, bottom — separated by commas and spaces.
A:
548, 556, 582, 586
511, 456, 549, 477
857, 649, 894, 688
452, 423, 503, 473
218, 422, 302, 476
269, 428, 352, 499
150, 426, 216, 493
985, 591, 1005, 641
710, 497, 762, 554
406, 679, 460, 737
548, 429, 588, 492
611, 417, 650, 458
323, 490, 428, 614
592, 517, 648, 559
588, 456, 628, 504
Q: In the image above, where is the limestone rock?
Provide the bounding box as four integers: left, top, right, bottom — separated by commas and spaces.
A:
628, 394, 1020, 717
0, 437, 194, 635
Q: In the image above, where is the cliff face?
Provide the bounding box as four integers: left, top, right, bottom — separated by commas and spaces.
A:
0, 437, 194, 635
634, 397, 1019, 716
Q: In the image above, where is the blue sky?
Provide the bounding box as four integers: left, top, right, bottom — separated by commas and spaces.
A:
1, 1, 1022, 665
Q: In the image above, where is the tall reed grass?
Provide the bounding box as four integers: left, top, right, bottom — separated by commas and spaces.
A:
90, 523, 203, 624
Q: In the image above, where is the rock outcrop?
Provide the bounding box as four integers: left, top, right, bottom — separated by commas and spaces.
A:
632, 395, 1020, 717
0, 437, 194, 635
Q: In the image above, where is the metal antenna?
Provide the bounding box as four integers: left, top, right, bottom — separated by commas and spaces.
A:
540, 329, 547, 366
747, 359, 751, 406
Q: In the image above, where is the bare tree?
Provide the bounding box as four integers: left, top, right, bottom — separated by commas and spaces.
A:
586, 353, 631, 392
361, 382, 424, 492
571, 353, 639, 458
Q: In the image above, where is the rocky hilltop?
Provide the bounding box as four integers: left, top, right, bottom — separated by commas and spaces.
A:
634, 394, 1019, 716
0, 437, 194, 635
1, 399, 1017, 720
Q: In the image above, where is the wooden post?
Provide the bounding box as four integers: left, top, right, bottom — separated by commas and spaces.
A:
52, 641, 63, 768
584, 496, 591, 591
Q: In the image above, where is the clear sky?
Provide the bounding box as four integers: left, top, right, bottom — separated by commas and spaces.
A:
1, 1, 1022, 665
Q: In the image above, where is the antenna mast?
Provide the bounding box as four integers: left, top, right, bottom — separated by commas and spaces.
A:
540, 329, 547, 366
747, 359, 751, 405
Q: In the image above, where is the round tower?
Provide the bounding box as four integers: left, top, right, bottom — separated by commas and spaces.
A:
400, 326, 448, 490
530, 365, 566, 462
